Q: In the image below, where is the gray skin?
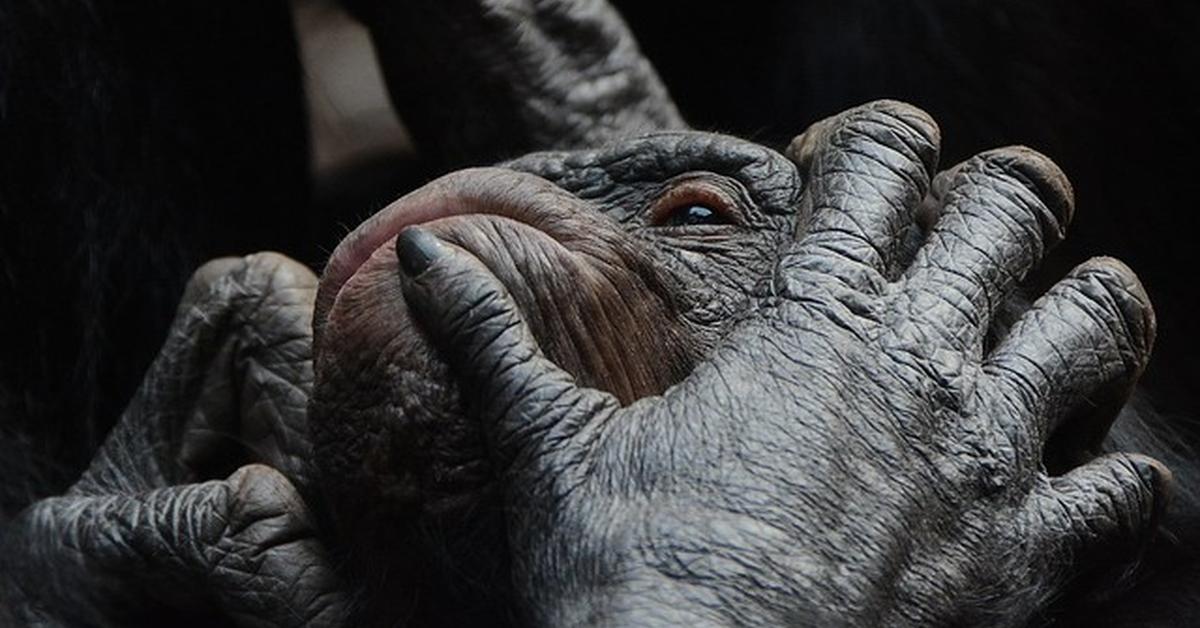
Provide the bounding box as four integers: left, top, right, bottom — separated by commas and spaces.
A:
312, 100, 1168, 626
0, 254, 348, 625
0, 1, 1168, 625
309, 131, 805, 625
340, 0, 687, 165
0, 100, 1166, 627
0, 1, 685, 624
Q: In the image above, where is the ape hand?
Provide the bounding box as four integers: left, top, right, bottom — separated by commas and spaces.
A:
0, 254, 347, 626
345, 0, 685, 164
397, 101, 1168, 626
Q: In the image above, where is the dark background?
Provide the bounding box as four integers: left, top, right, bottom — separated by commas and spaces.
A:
1, 0, 1197, 515
614, 0, 1200, 418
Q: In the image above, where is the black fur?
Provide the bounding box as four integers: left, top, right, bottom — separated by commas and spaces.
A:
610, 1, 1200, 624
0, 0, 311, 514
2, 0, 1198, 623
614, 0, 1200, 416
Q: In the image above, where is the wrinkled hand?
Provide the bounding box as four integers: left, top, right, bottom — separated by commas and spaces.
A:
346, 0, 686, 164
0, 253, 347, 627
396, 101, 1169, 626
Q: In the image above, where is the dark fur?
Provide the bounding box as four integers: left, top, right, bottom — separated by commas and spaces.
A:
1, 0, 1198, 623
0, 0, 311, 514
611, 1, 1200, 624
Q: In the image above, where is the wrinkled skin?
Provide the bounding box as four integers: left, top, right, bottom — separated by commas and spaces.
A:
312, 102, 1171, 624
310, 133, 802, 623
0, 1, 1172, 623
0, 99, 1169, 625
388, 101, 1169, 625
0, 254, 347, 626
1, 0, 684, 624
341, 0, 687, 165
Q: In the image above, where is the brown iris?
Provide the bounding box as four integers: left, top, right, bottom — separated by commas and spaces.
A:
648, 178, 741, 227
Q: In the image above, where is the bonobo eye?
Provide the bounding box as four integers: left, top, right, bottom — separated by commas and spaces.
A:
648, 178, 742, 228
663, 204, 722, 226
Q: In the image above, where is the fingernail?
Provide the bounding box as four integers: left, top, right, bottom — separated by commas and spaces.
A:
396, 227, 445, 276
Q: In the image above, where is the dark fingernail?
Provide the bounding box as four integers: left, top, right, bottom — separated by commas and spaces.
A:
396, 228, 445, 277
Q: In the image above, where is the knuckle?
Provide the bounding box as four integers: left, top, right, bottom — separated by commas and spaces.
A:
240, 251, 317, 292
790, 100, 940, 177
862, 99, 941, 150
224, 464, 312, 533
183, 252, 315, 315
844, 100, 940, 164
183, 257, 244, 305
785, 116, 837, 169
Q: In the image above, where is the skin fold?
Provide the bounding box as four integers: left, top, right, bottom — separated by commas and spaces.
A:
310, 136, 801, 624
394, 101, 1168, 626
0, 2, 1178, 626
0, 101, 1168, 626
342, 0, 688, 165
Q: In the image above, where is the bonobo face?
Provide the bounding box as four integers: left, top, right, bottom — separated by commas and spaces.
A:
308, 132, 802, 605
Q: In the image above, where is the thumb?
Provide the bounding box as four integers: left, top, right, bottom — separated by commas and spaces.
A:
396, 227, 617, 469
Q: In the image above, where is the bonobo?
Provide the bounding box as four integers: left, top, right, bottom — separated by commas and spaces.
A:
310, 132, 801, 624
0, 101, 1169, 626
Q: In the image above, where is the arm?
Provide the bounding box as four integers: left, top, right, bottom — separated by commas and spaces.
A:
346, 0, 686, 165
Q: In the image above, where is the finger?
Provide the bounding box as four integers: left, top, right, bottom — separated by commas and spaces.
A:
1022, 454, 1170, 576
352, 0, 685, 164
181, 253, 321, 495
3, 466, 348, 627
72, 253, 320, 497
902, 147, 1074, 353
395, 227, 617, 469
984, 258, 1155, 469
781, 100, 940, 291
211, 465, 350, 627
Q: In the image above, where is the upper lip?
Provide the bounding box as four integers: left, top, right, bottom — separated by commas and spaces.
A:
314, 167, 582, 341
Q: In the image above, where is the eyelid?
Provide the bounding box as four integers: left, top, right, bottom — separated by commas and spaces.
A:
647, 178, 744, 227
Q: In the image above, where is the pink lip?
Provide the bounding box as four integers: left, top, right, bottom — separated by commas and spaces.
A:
315, 169, 484, 340
313, 167, 574, 341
